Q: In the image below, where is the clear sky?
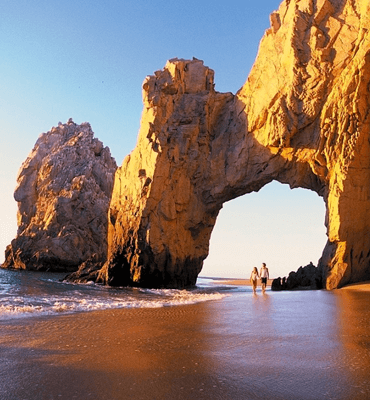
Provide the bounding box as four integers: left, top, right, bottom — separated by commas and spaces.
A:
0, 0, 327, 279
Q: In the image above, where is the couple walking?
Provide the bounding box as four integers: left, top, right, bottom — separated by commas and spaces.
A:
250, 263, 269, 293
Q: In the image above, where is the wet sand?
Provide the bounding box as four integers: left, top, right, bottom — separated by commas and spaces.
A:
339, 280, 370, 291
1, 285, 370, 400
212, 278, 273, 286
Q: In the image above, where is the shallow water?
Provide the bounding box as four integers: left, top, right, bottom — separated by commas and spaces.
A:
0, 269, 229, 320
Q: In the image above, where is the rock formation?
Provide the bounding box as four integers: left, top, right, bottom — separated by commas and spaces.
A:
95, 0, 370, 289
2, 119, 117, 272
5, 0, 370, 290
271, 262, 323, 290
239, 0, 370, 290
96, 58, 230, 288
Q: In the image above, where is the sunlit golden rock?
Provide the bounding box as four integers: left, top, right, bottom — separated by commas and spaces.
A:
101, 0, 370, 289
97, 58, 232, 288
238, 0, 370, 289
2, 119, 117, 272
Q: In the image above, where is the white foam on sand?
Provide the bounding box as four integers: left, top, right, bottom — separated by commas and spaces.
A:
0, 289, 228, 320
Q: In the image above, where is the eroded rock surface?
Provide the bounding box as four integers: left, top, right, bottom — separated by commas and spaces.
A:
98, 0, 370, 289
2, 119, 117, 272
98, 58, 231, 288
239, 0, 370, 290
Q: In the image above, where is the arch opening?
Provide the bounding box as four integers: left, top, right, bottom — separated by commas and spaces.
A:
201, 181, 327, 280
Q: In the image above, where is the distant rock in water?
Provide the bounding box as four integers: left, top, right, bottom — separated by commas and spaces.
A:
2, 119, 117, 272
271, 262, 323, 291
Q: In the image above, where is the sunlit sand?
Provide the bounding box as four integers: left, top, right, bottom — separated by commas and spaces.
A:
211, 278, 273, 287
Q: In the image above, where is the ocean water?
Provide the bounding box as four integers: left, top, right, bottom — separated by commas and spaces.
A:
0, 268, 231, 320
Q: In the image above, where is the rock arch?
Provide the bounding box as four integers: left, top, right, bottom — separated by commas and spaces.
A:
98, 0, 370, 289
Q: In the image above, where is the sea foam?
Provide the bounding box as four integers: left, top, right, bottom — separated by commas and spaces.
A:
0, 277, 227, 320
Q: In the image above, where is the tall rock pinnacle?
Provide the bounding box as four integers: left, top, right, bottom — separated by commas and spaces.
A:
2, 120, 117, 272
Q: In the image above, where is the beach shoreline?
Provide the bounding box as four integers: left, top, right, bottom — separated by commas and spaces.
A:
208, 277, 273, 287
1, 276, 370, 399
206, 276, 370, 291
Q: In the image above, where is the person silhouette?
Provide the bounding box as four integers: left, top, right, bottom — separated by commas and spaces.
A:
259, 262, 269, 293
250, 266, 259, 294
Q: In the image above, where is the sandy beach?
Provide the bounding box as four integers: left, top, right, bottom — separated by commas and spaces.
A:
1, 281, 370, 400
211, 278, 273, 287
338, 280, 370, 291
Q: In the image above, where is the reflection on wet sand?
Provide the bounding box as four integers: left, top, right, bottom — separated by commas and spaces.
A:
334, 289, 370, 399
202, 291, 347, 399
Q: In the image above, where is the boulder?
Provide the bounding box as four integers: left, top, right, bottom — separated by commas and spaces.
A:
2, 119, 117, 272
271, 277, 283, 291
272, 262, 323, 291
63, 254, 104, 283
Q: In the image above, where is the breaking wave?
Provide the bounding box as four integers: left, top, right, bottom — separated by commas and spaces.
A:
0, 270, 228, 320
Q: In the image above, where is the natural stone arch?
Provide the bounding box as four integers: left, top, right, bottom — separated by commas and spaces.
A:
97, 0, 370, 289
99, 59, 324, 289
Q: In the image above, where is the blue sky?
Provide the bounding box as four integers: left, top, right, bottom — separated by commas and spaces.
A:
0, 0, 327, 278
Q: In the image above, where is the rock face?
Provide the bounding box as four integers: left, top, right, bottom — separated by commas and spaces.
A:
2, 119, 117, 272
239, 0, 370, 290
98, 58, 230, 288
98, 0, 370, 289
